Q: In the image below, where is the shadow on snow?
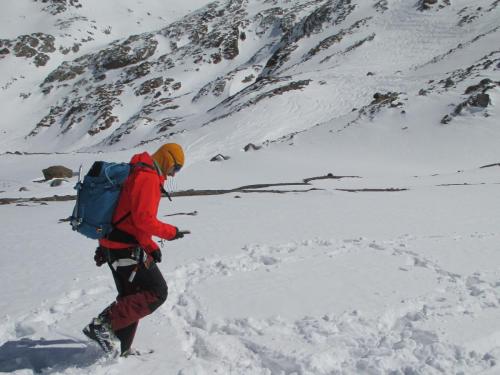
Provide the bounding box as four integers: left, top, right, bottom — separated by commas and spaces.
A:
0, 338, 102, 373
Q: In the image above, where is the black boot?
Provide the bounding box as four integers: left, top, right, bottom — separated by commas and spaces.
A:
83, 313, 120, 355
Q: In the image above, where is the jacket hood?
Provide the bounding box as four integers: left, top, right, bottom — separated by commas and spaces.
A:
130, 152, 153, 165
129, 152, 165, 182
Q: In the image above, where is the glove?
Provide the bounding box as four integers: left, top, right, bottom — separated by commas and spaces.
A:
171, 227, 184, 240
151, 249, 162, 263
94, 247, 107, 267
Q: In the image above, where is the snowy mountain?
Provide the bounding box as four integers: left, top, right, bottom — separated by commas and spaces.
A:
0, 0, 498, 156
1, 1, 500, 374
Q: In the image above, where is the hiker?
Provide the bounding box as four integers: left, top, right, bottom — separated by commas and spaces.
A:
83, 143, 186, 356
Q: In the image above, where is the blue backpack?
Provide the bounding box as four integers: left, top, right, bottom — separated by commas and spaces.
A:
70, 161, 132, 239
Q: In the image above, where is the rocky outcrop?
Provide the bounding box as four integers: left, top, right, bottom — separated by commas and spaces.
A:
464, 78, 497, 94
441, 79, 498, 124
320, 32, 376, 64
193, 77, 228, 103
96, 34, 158, 71
161, 0, 249, 65
210, 154, 231, 161
374, 0, 388, 12
261, 0, 356, 77
305, 17, 371, 61
135, 77, 164, 96
35, 0, 82, 15
244, 143, 262, 152
417, 0, 450, 11
25, 0, 493, 150
335, 92, 406, 133
31, 83, 124, 136
42, 33, 157, 88
43, 61, 86, 85
0, 33, 56, 66
205, 78, 312, 125
419, 26, 500, 70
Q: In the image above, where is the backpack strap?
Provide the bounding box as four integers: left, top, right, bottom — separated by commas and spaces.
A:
133, 161, 172, 201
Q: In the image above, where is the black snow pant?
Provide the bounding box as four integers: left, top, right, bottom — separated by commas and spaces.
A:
104, 259, 168, 354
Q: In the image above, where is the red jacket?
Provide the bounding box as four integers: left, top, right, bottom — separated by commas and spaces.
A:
99, 152, 177, 253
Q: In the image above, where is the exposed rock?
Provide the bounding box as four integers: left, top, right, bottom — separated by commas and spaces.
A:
464, 78, 495, 94
442, 89, 492, 124
374, 0, 389, 12
43, 62, 86, 85
222, 26, 240, 60
33, 82, 124, 137
30, 106, 65, 136
262, 0, 356, 76
244, 143, 262, 152
1, 33, 56, 65
210, 154, 231, 162
34, 53, 50, 67
42, 165, 73, 180
336, 92, 405, 133
19, 187, 29, 192
211, 53, 222, 64
242, 74, 255, 83
467, 93, 490, 108
193, 77, 228, 103
206, 78, 311, 125
443, 77, 455, 88
418, 0, 438, 10
371, 92, 400, 105
156, 118, 178, 134
440, 114, 453, 124
419, 29, 500, 71
35, 0, 82, 15
319, 32, 376, 64
97, 34, 158, 71
50, 179, 67, 187
121, 62, 152, 84
135, 77, 164, 96
417, 0, 450, 11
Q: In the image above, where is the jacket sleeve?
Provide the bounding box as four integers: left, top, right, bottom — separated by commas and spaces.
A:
128, 172, 178, 245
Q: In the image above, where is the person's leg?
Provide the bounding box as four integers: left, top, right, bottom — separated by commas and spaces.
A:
108, 262, 168, 353
114, 321, 138, 354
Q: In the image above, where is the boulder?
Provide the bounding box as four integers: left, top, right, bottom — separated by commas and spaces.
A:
42, 165, 73, 180
468, 93, 490, 108
210, 154, 230, 162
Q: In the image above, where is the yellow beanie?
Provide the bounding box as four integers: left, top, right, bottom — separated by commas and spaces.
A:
151, 143, 185, 176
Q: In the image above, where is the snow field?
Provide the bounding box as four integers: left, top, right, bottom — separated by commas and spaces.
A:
2, 175, 500, 374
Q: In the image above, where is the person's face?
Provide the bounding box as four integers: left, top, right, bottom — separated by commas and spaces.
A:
166, 161, 182, 177
166, 164, 176, 177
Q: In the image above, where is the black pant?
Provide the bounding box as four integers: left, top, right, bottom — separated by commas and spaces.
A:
106, 261, 168, 353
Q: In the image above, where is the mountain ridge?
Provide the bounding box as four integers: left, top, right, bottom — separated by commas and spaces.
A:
0, 0, 498, 157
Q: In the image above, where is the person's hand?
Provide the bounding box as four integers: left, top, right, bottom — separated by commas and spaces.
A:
94, 247, 107, 267
172, 227, 190, 240
151, 249, 162, 263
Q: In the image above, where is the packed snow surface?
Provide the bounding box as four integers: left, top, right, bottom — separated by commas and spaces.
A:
1, 0, 500, 374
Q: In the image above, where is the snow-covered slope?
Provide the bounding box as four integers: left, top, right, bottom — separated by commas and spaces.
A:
1, 0, 500, 374
1, 0, 498, 159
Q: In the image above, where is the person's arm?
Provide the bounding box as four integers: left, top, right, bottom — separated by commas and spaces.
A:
129, 172, 178, 242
